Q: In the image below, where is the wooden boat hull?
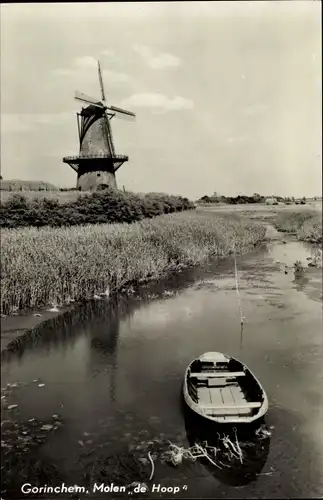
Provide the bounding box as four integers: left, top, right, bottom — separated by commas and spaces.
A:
181, 394, 266, 438
183, 352, 268, 425
183, 402, 271, 485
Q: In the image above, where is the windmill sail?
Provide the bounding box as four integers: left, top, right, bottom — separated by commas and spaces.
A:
108, 112, 136, 122
98, 60, 106, 102
103, 114, 115, 156
75, 90, 105, 108
109, 105, 136, 117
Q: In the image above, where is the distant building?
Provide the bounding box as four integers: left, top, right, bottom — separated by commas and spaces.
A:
265, 197, 278, 205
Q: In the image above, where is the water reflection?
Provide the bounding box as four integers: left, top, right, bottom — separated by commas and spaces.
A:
89, 301, 121, 403
0, 253, 230, 367
1, 302, 107, 361
293, 273, 310, 290
183, 405, 270, 487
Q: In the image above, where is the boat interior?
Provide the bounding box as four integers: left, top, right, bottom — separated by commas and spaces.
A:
187, 354, 265, 421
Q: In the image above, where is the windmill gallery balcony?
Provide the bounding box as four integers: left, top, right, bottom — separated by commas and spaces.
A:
63, 153, 129, 173
63, 153, 129, 162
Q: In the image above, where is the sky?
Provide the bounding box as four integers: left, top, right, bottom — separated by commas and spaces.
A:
1, 1, 321, 199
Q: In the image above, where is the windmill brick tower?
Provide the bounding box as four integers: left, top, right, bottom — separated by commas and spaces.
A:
63, 61, 136, 191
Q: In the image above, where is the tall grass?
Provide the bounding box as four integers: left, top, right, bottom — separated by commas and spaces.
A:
1, 211, 266, 315
274, 211, 322, 243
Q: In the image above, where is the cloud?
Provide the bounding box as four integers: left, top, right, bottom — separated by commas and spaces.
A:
226, 136, 247, 144
121, 93, 193, 113
51, 55, 132, 87
1, 113, 71, 133
1, 114, 36, 133
51, 68, 74, 77
100, 49, 116, 59
31, 113, 71, 125
149, 53, 180, 70
102, 69, 131, 84
74, 56, 98, 69
243, 103, 268, 116
133, 44, 181, 69
133, 44, 151, 58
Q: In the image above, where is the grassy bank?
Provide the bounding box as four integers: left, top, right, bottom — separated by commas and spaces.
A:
1, 211, 266, 315
0, 180, 59, 193
274, 210, 322, 243
1, 189, 83, 205
0, 190, 194, 228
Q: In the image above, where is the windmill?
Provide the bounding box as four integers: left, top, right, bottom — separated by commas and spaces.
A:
63, 60, 136, 191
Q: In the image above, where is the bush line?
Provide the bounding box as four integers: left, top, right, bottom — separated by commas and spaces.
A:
0, 190, 195, 228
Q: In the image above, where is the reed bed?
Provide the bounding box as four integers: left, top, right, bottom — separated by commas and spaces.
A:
274, 210, 322, 243
1, 211, 266, 315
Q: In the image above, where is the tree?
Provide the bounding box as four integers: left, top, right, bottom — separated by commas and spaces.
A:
253, 193, 262, 203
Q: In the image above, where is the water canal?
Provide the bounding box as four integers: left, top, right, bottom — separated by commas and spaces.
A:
1, 234, 322, 499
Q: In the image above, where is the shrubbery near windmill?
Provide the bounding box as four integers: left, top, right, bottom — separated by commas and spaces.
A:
0, 189, 194, 228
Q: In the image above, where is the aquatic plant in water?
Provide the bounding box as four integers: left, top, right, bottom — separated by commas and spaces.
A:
294, 260, 305, 274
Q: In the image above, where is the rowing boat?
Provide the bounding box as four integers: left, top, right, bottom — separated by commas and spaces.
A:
183, 352, 268, 425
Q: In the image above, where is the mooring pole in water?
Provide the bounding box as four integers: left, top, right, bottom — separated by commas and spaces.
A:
234, 250, 245, 349
240, 322, 244, 350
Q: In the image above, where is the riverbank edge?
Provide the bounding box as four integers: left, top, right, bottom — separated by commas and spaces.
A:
1, 235, 271, 353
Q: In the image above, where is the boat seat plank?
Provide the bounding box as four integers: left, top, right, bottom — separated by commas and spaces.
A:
208, 387, 227, 415
197, 386, 227, 416
229, 385, 250, 415
201, 402, 262, 410
208, 378, 234, 387
219, 386, 237, 416
196, 387, 211, 405
190, 371, 245, 378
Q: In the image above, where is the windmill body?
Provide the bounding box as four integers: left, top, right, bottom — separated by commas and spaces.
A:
63, 61, 136, 191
